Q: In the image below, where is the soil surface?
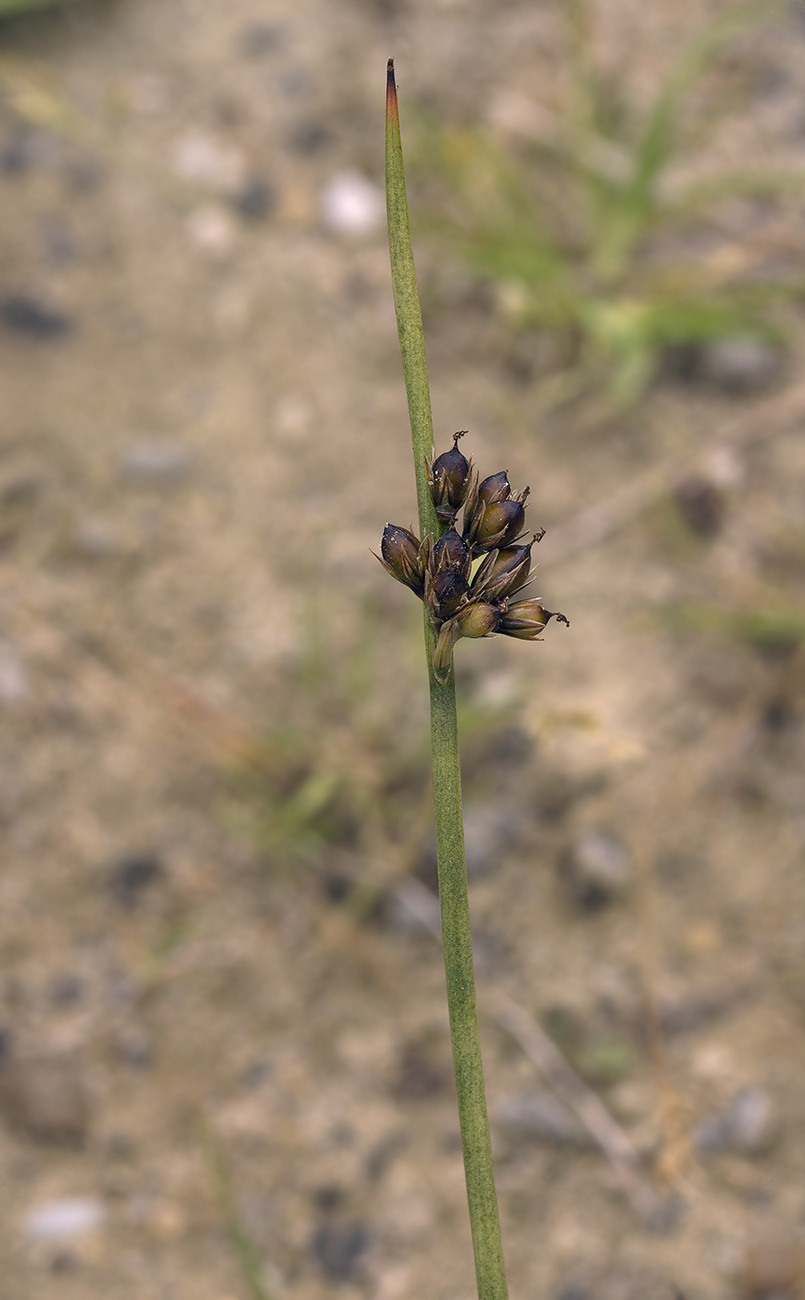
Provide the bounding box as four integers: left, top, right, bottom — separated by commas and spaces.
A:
0, 2, 805, 1299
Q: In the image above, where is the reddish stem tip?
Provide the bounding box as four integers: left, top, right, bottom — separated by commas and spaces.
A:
386, 57, 398, 117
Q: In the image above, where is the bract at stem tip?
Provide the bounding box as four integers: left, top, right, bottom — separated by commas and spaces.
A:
386, 58, 399, 121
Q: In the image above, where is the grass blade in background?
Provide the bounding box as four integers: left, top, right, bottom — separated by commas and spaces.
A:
198, 1114, 274, 1300
410, 0, 798, 404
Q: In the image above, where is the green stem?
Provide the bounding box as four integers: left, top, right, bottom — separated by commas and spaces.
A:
385, 58, 437, 542
385, 58, 508, 1300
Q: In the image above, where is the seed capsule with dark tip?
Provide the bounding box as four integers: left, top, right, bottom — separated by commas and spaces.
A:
471, 538, 536, 602
431, 527, 471, 579
463, 471, 503, 542
476, 471, 512, 508
428, 431, 473, 524
377, 524, 426, 596
467, 497, 528, 553
427, 571, 469, 622
499, 601, 568, 639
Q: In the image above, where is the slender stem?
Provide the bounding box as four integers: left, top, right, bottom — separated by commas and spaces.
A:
385, 58, 508, 1300
385, 58, 437, 542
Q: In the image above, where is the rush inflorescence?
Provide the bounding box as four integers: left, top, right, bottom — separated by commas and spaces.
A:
378, 431, 568, 682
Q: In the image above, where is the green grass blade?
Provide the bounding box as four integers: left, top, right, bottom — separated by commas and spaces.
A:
198, 1115, 274, 1300
628, 2, 782, 225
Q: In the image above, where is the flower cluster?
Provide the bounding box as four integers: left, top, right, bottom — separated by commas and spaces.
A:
378, 432, 568, 681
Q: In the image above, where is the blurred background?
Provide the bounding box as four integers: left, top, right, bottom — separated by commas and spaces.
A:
0, 0, 804, 1297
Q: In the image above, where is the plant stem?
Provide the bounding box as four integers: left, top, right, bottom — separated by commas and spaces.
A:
385, 60, 437, 540
385, 58, 508, 1300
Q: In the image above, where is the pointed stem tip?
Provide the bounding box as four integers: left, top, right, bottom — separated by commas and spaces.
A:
386, 57, 398, 122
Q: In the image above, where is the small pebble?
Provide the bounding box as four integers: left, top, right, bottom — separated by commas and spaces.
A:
119, 441, 192, 486
560, 827, 633, 910
674, 477, 725, 538
0, 469, 40, 508
71, 517, 124, 560
49, 974, 84, 1008
237, 21, 284, 57
239, 1059, 273, 1089
231, 177, 275, 221
287, 121, 330, 155
24, 1198, 104, 1243
173, 131, 245, 193
311, 1220, 368, 1282
392, 1041, 449, 1101
115, 1030, 153, 1070
186, 205, 237, 255
742, 1236, 805, 1299
43, 225, 77, 268
494, 1091, 592, 1148
0, 296, 73, 340
0, 643, 29, 705
702, 337, 783, 394
383, 879, 440, 937
109, 854, 164, 908
0, 1053, 91, 1145
533, 769, 588, 822
320, 172, 383, 236
727, 1088, 779, 1155
695, 1087, 778, 1158
0, 132, 47, 175
412, 799, 522, 892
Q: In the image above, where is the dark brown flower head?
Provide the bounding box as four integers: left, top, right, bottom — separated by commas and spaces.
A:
426, 571, 469, 623
431, 527, 471, 580
377, 435, 566, 680
428, 431, 474, 524
499, 601, 569, 640
377, 524, 426, 597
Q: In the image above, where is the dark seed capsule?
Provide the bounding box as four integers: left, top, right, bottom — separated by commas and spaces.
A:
378, 524, 426, 596
463, 472, 504, 547
428, 571, 469, 621
463, 471, 531, 553
476, 471, 511, 509
498, 600, 567, 640
429, 431, 472, 524
431, 527, 470, 578
470, 498, 527, 553
471, 538, 535, 602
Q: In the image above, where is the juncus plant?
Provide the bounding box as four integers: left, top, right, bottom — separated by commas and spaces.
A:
383, 60, 568, 1300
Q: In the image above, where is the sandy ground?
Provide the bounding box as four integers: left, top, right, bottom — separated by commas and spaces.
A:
0, 1, 804, 1297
